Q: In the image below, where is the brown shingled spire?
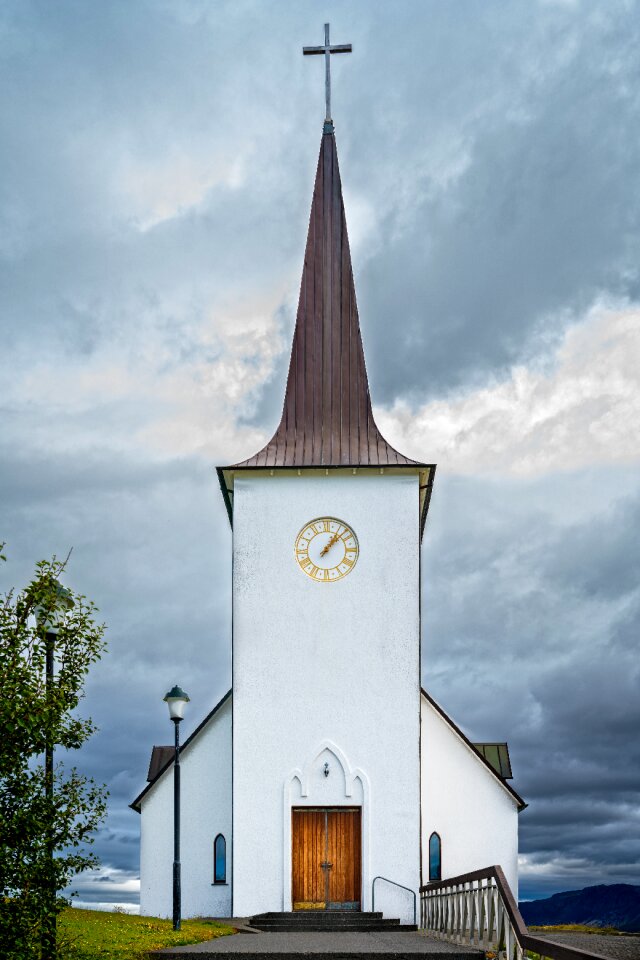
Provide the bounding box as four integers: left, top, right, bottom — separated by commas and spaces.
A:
218, 126, 435, 536
232, 127, 420, 469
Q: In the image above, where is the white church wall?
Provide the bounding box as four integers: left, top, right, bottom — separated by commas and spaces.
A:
232, 470, 421, 921
420, 696, 519, 898
139, 697, 232, 918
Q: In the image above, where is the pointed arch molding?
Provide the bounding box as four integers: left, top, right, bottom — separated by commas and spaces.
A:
282, 741, 371, 911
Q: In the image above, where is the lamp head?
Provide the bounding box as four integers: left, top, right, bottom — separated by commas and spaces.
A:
163, 685, 190, 722
35, 580, 74, 635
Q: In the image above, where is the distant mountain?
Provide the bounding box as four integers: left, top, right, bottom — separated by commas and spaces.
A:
520, 884, 640, 933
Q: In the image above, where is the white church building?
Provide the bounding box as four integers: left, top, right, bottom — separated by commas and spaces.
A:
131, 118, 526, 923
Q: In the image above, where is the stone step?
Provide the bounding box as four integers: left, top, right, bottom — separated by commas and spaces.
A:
250, 913, 389, 923
249, 919, 397, 926
247, 911, 419, 935
251, 910, 382, 922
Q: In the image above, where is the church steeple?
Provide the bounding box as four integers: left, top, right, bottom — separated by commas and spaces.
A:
231, 127, 423, 471
218, 124, 435, 535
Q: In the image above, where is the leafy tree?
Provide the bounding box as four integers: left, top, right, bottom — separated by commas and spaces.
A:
0, 546, 108, 959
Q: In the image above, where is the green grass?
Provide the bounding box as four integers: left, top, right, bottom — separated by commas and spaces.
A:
58, 907, 236, 959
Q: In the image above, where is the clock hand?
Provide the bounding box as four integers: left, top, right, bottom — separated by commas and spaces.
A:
320, 531, 341, 557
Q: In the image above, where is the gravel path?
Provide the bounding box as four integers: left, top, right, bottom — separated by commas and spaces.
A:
534, 932, 640, 960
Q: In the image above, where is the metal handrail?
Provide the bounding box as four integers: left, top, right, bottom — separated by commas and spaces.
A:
372, 875, 417, 926
420, 865, 610, 960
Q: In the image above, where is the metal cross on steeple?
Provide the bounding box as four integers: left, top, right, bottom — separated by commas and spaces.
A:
303, 23, 352, 124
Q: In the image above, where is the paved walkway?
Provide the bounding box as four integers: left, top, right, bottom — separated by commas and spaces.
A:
154, 929, 482, 958
535, 932, 640, 960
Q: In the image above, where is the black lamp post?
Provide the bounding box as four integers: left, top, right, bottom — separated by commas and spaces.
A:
35, 581, 73, 960
163, 685, 190, 931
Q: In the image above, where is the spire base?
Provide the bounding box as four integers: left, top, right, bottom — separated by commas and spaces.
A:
323, 119, 335, 134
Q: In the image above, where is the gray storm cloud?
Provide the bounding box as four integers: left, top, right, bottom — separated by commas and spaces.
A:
0, 0, 639, 905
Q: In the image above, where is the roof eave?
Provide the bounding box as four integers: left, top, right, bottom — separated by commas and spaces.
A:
130, 689, 232, 814
421, 687, 527, 811
420, 463, 436, 539
216, 467, 233, 529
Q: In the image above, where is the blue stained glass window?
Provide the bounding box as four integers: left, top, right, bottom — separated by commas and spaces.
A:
214, 834, 226, 883
429, 832, 441, 882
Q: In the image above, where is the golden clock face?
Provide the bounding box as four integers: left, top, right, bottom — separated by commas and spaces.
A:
294, 517, 359, 582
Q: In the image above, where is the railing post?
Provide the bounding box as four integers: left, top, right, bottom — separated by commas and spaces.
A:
465, 882, 469, 941
483, 882, 489, 949
450, 884, 455, 940
497, 896, 505, 959
505, 912, 512, 960
471, 880, 479, 945
443, 887, 447, 937
488, 881, 495, 948
453, 882, 458, 938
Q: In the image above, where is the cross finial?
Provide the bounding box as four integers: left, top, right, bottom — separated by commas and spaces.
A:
303, 23, 352, 128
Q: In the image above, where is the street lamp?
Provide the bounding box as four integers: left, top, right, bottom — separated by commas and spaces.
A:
163, 685, 190, 931
35, 580, 74, 960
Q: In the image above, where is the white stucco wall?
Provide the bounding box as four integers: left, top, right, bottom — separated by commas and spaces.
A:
139, 697, 232, 918
420, 695, 519, 898
232, 470, 422, 922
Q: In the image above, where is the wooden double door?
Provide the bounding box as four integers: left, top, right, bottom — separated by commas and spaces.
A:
292, 807, 361, 910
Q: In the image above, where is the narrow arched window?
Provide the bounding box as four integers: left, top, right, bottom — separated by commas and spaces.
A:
428, 832, 441, 882
213, 834, 226, 884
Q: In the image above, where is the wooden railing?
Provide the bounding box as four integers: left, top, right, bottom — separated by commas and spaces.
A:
419, 866, 610, 960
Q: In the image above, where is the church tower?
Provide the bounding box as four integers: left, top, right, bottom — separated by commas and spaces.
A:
133, 30, 524, 920
217, 118, 435, 916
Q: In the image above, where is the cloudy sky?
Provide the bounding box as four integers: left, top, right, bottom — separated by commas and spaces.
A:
1, 0, 639, 909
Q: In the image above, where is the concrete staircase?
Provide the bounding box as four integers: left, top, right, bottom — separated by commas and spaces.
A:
249, 910, 417, 932
152, 913, 483, 958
